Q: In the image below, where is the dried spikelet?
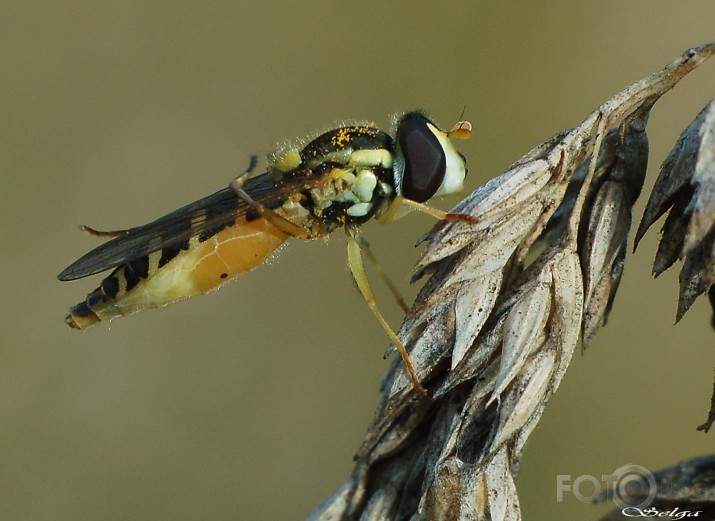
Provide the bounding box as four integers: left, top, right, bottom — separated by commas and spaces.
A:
632, 97, 715, 432
579, 102, 651, 346
597, 454, 715, 520
307, 43, 715, 521
636, 97, 715, 321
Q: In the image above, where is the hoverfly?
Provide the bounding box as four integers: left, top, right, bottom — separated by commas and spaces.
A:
58, 111, 472, 394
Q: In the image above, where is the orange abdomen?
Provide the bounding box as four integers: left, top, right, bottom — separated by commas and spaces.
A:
66, 218, 288, 329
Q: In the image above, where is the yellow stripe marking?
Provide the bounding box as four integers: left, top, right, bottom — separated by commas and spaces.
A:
88, 218, 287, 324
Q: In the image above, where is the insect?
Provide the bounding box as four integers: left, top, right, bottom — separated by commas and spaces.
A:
58, 111, 472, 394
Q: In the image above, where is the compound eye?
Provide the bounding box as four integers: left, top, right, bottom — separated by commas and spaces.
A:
397, 114, 446, 203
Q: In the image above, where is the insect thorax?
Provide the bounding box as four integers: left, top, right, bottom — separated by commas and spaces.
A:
272, 125, 398, 228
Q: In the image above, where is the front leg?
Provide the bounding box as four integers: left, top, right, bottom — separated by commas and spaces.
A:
377, 195, 480, 225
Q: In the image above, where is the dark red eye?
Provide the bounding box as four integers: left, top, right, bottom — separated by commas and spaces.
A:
397, 113, 446, 203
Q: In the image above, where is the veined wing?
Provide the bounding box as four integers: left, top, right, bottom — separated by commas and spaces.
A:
58, 171, 315, 281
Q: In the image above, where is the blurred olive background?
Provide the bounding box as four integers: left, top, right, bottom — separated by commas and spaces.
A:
2, 2, 715, 520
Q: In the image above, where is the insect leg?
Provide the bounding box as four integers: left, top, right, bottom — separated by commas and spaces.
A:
243, 155, 259, 176
345, 227, 427, 396
233, 155, 259, 187
351, 232, 409, 313
377, 196, 479, 225
229, 178, 313, 239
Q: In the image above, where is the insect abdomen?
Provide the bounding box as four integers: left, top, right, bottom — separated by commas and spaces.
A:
66, 218, 288, 329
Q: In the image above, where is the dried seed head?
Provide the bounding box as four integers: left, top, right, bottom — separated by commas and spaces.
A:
598, 454, 715, 520
308, 43, 715, 521
636, 98, 715, 320
580, 102, 651, 346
